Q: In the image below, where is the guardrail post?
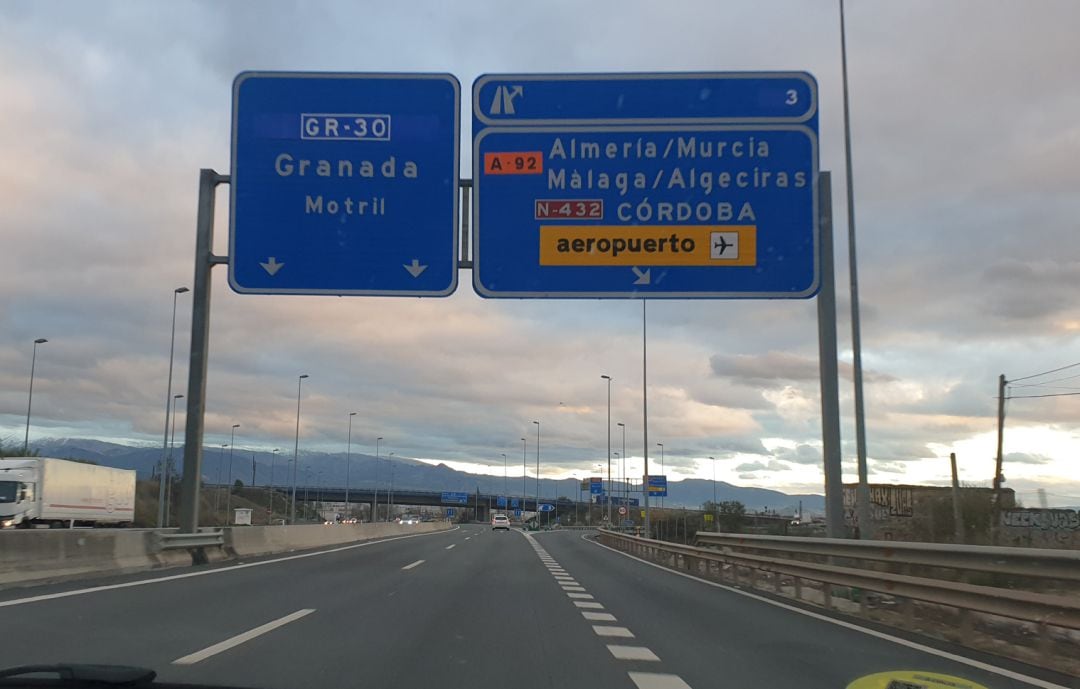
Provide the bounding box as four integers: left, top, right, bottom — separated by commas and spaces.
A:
1037, 622, 1052, 661
901, 598, 915, 629
793, 577, 802, 600
774, 571, 782, 594
822, 583, 832, 610
958, 609, 972, 637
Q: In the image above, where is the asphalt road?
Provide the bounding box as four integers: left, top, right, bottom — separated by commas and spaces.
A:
0, 526, 1074, 689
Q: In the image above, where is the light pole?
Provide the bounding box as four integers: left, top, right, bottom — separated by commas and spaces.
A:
533, 421, 541, 525
216, 444, 227, 519
613, 452, 620, 521
165, 393, 184, 526
387, 452, 395, 522
269, 448, 279, 523
225, 423, 239, 522
374, 437, 383, 522
521, 437, 527, 514
23, 338, 48, 454
657, 442, 664, 509
346, 412, 357, 516
709, 456, 718, 531
157, 286, 189, 527
617, 422, 626, 508
601, 374, 612, 523
290, 374, 309, 524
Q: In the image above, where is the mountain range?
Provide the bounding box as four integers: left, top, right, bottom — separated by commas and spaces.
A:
22, 438, 825, 514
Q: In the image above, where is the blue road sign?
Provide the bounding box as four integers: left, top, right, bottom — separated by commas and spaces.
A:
446, 508, 456, 517
230, 72, 460, 296
440, 491, 470, 505
647, 475, 668, 497
471, 73, 818, 298
538, 503, 555, 512
590, 477, 603, 495
511, 498, 520, 508
514, 509, 522, 517
497, 496, 507, 508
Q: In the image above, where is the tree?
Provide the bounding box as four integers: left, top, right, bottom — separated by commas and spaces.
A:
232, 479, 244, 494
709, 500, 745, 532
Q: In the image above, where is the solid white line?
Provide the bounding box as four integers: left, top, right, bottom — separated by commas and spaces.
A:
0, 526, 461, 610
445, 544, 456, 550
172, 608, 314, 665
628, 672, 692, 689
593, 625, 634, 638
586, 535, 1068, 689
574, 601, 605, 609
567, 592, 594, 599
583, 611, 617, 622
608, 645, 660, 661
401, 559, 425, 570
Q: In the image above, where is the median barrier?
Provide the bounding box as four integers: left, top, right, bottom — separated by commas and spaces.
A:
0, 522, 451, 588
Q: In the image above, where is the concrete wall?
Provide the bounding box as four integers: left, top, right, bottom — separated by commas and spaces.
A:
0, 521, 451, 588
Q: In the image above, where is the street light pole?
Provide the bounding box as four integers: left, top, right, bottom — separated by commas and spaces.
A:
216, 444, 227, 519
502, 453, 507, 500
374, 437, 382, 522
269, 448, 279, 523
601, 374, 612, 524
533, 421, 541, 524
290, 374, 309, 524
521, 437, 527, 512
346, 412, 357, 517
225, 423, 239, 522
387, 452, 395, 522
709, 456, 718, 531
165, 393, 184, 526
157, 287, 188, 527
657, 442, 664, 510
23, 338, 48, 454
617, 422, 626, 508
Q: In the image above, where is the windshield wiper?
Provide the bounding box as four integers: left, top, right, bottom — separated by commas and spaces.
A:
0, 666, 155, 686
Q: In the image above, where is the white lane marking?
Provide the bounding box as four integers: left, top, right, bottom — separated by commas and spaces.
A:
574, 601, 604, 609
608, 645, 660, 662
583, 612, 617, 622
401, 559, 425, 570
555, 579, 578, 585
561, 586, 587, 592
0, 526, 461, 610
464, 537, 472, 541
567, 592, 594, 599
587, 536, 1068, 689
445, 544, 456, 550
628, 672, 692, 689
172, 608, 314, 665
593, 625, 634, 638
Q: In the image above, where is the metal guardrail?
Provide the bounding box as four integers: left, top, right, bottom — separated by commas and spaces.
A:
597, 529, 1080, 669
693, 531, 1080, 584
155, 530, 225, 550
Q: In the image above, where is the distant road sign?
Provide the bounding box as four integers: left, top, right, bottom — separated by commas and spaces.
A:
514, 509, 522, 517
440, 491, 470, 505
446, 508, 456, 517
472, 72, 819, 298
618, 506, 627, 515
497, 496, 507, 508
511, 498, 520, 508
647, 475, 668, 497
538, 503, 555, 512
230, 72, 460, 296
590, 476, 603, 495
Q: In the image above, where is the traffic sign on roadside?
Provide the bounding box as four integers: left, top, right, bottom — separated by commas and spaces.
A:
497, 496, 507, 508
538, 503, 555, 512
472, 73, 819, 298
647, 475, 668, 497
446, 508, 456, 517
590, 476, 603, 495
618, 506, 627, 515
230, 72, 461, 296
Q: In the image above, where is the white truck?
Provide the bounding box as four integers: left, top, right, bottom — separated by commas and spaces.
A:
0, 457, 136, 529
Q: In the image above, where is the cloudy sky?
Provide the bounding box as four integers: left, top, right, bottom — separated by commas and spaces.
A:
1, 0, 1078, 507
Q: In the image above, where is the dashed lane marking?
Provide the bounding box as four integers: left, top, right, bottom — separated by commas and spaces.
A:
574, 601, 605, 609
608, 645, 661, 662
628, 672, 693, 689
583, 612, 617, 622
401, 559, 425, 570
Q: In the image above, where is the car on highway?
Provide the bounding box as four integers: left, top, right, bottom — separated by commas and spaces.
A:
398, 514, 420, 525
491, 513, 510, 531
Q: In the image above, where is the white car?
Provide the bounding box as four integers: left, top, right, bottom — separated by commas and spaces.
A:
491, 514, 511, 531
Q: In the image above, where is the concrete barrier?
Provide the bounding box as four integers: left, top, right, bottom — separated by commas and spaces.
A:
225, 522, 449, 557
0, 522, 451, 588
0, 529, 191, 587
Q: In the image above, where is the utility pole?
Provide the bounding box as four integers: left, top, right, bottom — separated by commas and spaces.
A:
950, 452, 963, 544
992, 373, 1006, 544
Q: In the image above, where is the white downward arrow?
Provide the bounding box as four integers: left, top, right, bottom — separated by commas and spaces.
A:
404, 259, 428, 278
260, 257, 284, 276
631, 266, 651, 285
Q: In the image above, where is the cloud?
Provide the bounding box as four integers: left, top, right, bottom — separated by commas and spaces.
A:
1004, 452, 1054, 466
709, 351, 898, 387
735, 460, 790, 473
772, 443, 821, 465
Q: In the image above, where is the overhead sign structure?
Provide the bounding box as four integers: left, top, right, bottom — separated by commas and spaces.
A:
441, 491, 470, 505
497, 496, 507, 508
230, 72, 460, 296
472, 72, 819, 298
647, 475, 668, 497
511, 498, 519, 508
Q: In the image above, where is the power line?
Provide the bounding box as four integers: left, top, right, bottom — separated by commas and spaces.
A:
1009, 361, 1080, 384
1006, 391, 1080, 400
1010, 371, 1080, 388
1010, 385, 1080, 392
